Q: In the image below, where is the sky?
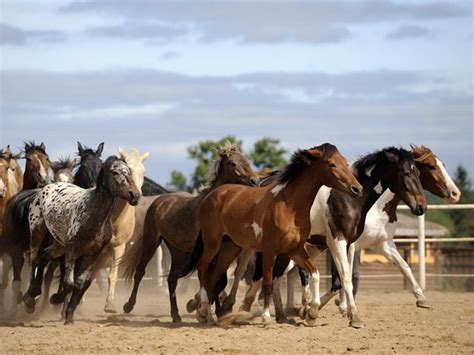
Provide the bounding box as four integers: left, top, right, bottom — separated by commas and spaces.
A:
1, 0, 473, 185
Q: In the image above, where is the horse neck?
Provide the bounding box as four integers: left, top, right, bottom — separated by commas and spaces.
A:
89, 184, 119, 223
14, 167, 23, 191
279, 169, 323, 213
111, 197, 132, 222
22, 167, 39, 190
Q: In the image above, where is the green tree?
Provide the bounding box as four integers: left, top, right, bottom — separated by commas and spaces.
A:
449, 165, 474, 237
167, 170, 188, 192
249, 137, 288, 171
187, 135, 243, 188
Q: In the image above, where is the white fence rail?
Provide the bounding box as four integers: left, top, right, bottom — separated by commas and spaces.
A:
396, 204, 474, 289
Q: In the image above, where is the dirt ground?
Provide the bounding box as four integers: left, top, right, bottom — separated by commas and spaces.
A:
0, 279, 473, 354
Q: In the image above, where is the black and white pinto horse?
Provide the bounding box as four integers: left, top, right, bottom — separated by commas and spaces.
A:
237, 147, 427, 328
24, 156, 141, 324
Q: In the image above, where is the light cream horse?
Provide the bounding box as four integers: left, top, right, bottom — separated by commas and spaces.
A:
92, 148, 149, 313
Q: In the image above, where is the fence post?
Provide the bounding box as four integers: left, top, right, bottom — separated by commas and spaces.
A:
418, 214, 426, 289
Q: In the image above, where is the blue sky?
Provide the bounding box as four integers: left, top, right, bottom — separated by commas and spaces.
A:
1, 0, 472, 185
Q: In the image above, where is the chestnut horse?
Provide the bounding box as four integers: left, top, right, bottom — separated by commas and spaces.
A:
241, 147, 428, 328
0, 142, 52, 317
186, 143, 363, 325
326, 145, 460, 314
121, 143, 259, 323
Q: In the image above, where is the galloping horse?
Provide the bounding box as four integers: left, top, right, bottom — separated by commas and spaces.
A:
91, 148, 149, 313
23, 156, 141, 324
121, 143, 259, 323
185, 143, 363, 325
241, 147, 428, 327
0, 142, 52, 317
325, 145, 460, 314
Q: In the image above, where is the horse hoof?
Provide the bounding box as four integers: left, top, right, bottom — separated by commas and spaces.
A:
196, 310, 207, 324
172, 315, 182, 323
349, 315, 363, 329
104, 304, 117, 313
276, 317, 291, 324
262, 316, 272, 326
239, 302, 252, 313
123, 302, 134, 314
299, 305, 310, 320
50, 293, 64, 305
23, 295, 36, 313
186, 299, 197, 313
64, 319, 75, 326
416, 300, 432, 309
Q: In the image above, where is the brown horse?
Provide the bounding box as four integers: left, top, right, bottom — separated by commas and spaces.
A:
0, 141, 52, 317
186, 143, 362, 325
121, 143, 259, 323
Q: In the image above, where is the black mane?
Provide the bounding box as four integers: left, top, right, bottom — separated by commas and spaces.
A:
55, 156, 74, 169
23, 141, 47, 155
278, 143, 338, 184
352, 147, 413, 180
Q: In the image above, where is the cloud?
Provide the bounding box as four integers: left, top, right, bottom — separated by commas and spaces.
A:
0, 23, 65, 45
1, 67, 472, 182
61, 1, 469, 44
159, 50, 179, 60
386, 24, 436, 41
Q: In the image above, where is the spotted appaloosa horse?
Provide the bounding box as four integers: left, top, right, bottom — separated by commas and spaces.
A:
0, 141, 52, 317
23, 156, 141, 324
183, 143, 362, 325
323, 145, 461, 315
121, 143, 259, 323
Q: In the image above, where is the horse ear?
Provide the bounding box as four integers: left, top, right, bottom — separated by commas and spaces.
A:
117, 147, 125, 159
384, 150, 398, 162
306, 149, 323, 160
77, 141, 84, 155
141, 152, 150, 162
96, 142, 104, 156
39, 142, 46, 151
4, 145, 11, 155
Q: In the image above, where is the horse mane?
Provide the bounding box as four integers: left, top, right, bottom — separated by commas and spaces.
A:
141, 176, 168, 196
96, 156, 120, 189
23, 141, 47, 155
206, 142, 244, 187
55, 156, 74, 169
352, 147, 412, 179
278, 143, 338, 184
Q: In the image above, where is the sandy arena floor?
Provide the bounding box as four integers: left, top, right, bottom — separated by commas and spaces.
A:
0, 279, 473, 354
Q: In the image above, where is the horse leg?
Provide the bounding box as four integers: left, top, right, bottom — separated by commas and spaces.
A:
41, 259, 58, 310
285, 265, 298, 314
0, 255, 12, 313
319, 252, 341, 310
11, 254, 25, 319
104, 243, 125, 313
378, 241, 430, 308
222, 249, 253, 314
23, 255, 49, 314
50, 252, 75, 306
336, 243, 356, 316
299, 267, 311, 306
327, 237, 362, 328
165, 244, 189, 323
156, 246, 163, 287
261, 251, 275, 325
64, 255, 96, 325
123, 235, 162, 314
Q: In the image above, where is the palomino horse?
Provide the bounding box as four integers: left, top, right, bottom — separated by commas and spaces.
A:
242, 147, 428, 328
121, 143, 259, 323
326, 145, 460, 314
0, 146, 23, 193
91, 148, 149, 313
23, 156, 141, 324
0, 142, 52, 317
184, 143, 363, 325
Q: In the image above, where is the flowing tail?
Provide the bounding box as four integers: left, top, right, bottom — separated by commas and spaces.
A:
120, 236, 144, 283
176, 231, 204, 279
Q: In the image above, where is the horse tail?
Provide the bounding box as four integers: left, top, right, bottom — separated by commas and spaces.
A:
121, 236, 144, 283
176, 231, 204, 279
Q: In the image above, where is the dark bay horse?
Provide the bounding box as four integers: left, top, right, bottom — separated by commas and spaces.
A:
121, 143, 259, 323
241, 147, 428, 327
325, 145, 460, 314
186, 143, 363, 325
74, 142, 104, 188
24, 156, 141, 324
0, 142, 52, 317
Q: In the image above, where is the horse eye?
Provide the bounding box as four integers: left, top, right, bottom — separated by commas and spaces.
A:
429, 165, 436, 170
329, 163, 336, 168
230, 161, 237, 167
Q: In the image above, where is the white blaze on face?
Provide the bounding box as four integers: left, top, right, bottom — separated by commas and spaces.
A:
271, 182, 287, 196
35, 155, 47, 180
0, 177, 5, 195
252, 222, 263, 239
373, 181, 383, 194
436, 158, 461, 203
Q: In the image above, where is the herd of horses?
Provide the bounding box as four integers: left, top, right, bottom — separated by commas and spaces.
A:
0, 140, 460, 329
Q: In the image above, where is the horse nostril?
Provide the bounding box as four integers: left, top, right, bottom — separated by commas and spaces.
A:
416, 204, 425, 215
350, 186, 361, 196
451, 191, 458, 197
128, 191, 135, 200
